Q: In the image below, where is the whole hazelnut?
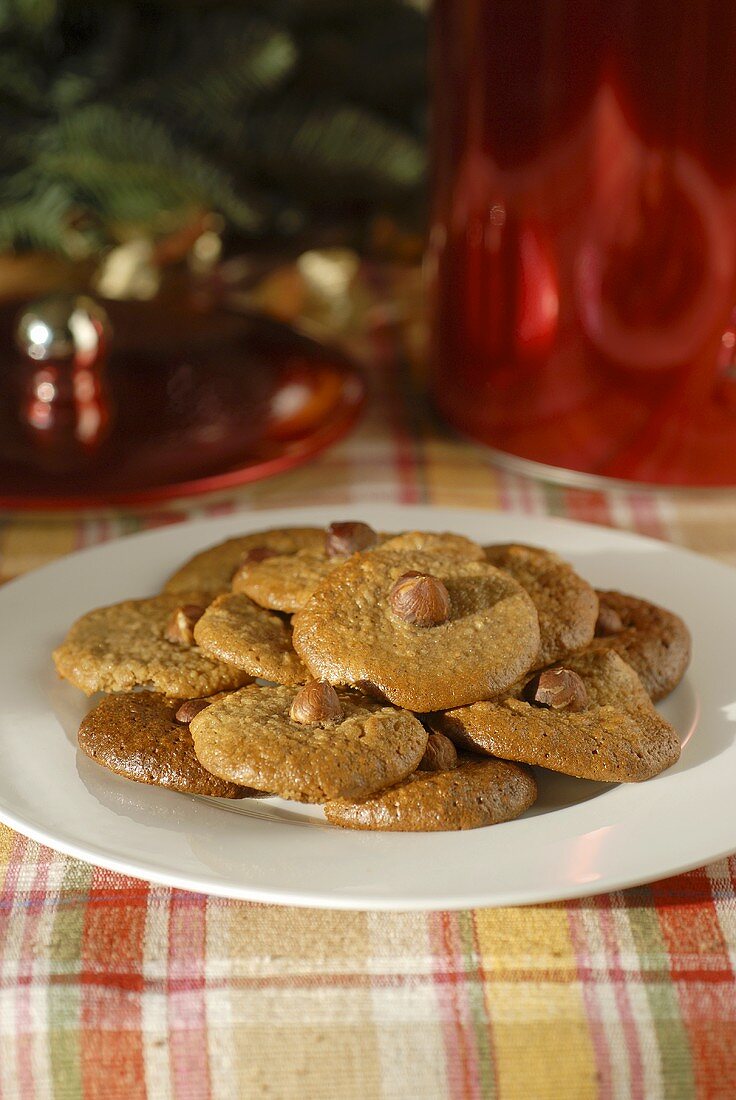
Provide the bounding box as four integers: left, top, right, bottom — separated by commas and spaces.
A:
389, 572, 451, 627
525, 668, 588, 712
165, 603, 206, 646
595, 604, 624, 637
175, 690, 231, 724
175, 697, 212, 724
289, 681, 344, 725
325, 521, 378, 559
418, 732, 458, 772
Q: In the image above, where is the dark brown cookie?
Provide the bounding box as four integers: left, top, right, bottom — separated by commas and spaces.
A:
484, 543, 598, 667
78, 692, 250, 797
323, 755, 537, 831
432, 649, 681, 783
190, 683, 428, 803
194, 592, 307, 685
588, 590, 691, 701
292, 549, 540, 711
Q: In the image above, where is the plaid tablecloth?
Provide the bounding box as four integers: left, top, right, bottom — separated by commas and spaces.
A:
2, 273, 736, 1099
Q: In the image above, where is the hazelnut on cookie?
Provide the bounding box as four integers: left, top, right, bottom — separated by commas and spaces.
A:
432, 649, 681, 782
78, 692, 251, 798
190, 682, 428, 803
53, 594, 252, 697
291, 549, 541, 711
232, 520, 384, 614
588, 590, 691, 701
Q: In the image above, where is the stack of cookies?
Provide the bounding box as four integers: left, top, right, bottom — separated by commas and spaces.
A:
53, 522, 690, 831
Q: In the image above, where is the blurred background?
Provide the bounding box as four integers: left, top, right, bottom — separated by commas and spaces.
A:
0, 0, 430, 506
0, 0, 427, 294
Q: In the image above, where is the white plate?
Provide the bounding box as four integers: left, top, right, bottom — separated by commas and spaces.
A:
0, 504, 730, 910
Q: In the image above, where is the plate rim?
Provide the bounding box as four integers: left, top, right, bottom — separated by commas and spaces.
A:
0, 502, 732, 910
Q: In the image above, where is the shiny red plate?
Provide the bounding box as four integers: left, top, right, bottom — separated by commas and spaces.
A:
0, 299, 365, 510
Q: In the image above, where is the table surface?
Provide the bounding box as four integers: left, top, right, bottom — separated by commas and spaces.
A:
3, 268, 736, 1100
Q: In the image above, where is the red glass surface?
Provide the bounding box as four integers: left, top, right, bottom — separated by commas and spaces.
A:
0, 299, 364, 510
428, 0, 736, 486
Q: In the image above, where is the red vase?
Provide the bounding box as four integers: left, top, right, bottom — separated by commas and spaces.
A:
428, 0, 736, 487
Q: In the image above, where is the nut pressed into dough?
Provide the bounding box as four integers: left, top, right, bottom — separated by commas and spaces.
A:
292, 550, 541, 711
190, 683, 428, 803
588, 590, 691, 702
53, 594, 252, 697
432, 649, 681, 782
78, 692, 249, 798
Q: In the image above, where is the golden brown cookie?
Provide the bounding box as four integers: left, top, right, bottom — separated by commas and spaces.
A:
190, 683, 428, 803
381, 531, 484, 559
292, 550, 541, 711
232, 521, 386, 613
53, 594, 252, 697
163, 528, 326, 600
432, 649, 681, 782
78, 692, 248, 797
588, 590, 691, 702
193, 592, 307, 685
233, 549, 336, 614
484, 543, 598, 667
323, 755, 537, 831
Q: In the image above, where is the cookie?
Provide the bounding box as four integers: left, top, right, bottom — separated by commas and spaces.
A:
232, 521, 385, 613
163, 528, 326, 600
53, 594, 252, 697
233, 549, 336, 614
432, 649, 681, 782
194, 592, 307, 685
381, 531, 484, 560
323, 755, 537, 831
190, 683, 428, 803
78, 692, 248, 797
292, 549, 541, 711
484, 543, 598, 667
588, 590, 691, 702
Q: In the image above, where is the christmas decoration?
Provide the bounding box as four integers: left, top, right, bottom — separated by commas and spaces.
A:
0, 0, 427, 260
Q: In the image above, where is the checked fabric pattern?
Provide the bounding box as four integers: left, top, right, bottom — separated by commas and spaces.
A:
2, 267, 736, 1098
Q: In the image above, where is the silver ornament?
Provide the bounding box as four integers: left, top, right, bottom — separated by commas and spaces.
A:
15, 294, 111, 362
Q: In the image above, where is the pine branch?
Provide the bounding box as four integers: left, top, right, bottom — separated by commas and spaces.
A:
133, 16, 297, 155
37, 105, 266, 233
247, 98, 426, 199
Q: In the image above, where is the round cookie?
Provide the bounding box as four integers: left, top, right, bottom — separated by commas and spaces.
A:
291, 550, 541, 711
484, 543, 598, 667
194, 592, 307, 685
589, 590, 691, 702
232, 522, 387, 613
163, 528, 326, 600
323, 756, 537, 831
53, 594, 253, 697
233, 549, 336, 614
381, 531, 484, 560
432, 649, 681, 783
78, 692, 248, 798
190, 684, 428, 803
